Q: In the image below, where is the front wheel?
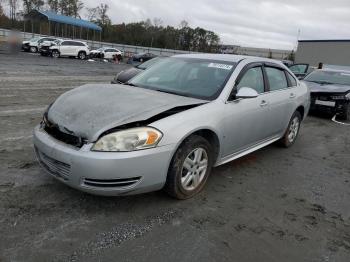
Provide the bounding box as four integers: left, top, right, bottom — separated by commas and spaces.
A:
51, 50, 60, 58
164, 135, 214, 199
338, 104, 350, 121
279, 111, 302, 147
29, 46, 37, 53
78, 51, 86, 60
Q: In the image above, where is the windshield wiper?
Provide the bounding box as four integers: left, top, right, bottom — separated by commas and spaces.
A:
155, 89, 191, 98
310, 80, 334, 85
124, 82, 138, 87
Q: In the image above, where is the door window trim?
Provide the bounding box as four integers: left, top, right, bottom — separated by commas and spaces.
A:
262, 63, 296, 93
227, 62, 266, 102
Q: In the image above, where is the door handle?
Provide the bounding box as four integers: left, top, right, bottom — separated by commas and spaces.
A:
290, 93, 296, 98
260, 100, 268, 107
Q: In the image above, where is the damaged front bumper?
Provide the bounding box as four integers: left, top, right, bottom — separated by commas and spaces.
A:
33, 125, 176, 196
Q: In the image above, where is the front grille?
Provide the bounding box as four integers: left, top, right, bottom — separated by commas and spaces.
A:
83, 177, 141, 188
36, 148, 71, 181
44, 122, 85, 148
311, 92, 347, 101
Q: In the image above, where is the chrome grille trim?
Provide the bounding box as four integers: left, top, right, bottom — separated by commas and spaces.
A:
36, 148, 71, 180
82, 177, 141, 188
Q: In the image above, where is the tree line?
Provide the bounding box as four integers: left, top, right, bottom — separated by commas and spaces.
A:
0, 0, 221, 52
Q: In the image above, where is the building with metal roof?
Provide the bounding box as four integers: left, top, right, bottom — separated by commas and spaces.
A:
295, 39, 350, 67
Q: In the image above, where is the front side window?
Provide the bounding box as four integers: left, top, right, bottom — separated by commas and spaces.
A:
265, 67, 288, 91
61, 41, 69, 46
129, 57, 236, 100
236, 67, 265, 94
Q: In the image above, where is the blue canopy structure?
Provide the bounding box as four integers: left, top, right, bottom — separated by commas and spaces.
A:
25, 10, 102, 31
24, 9, 102, 41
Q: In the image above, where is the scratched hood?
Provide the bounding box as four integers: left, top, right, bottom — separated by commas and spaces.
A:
303, 81, 350, 93
48, 84, 205, 141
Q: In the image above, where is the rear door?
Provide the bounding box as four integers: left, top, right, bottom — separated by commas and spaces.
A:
59, 41, 72, 55
289, 63, 309, 79
263, 64, 297, 137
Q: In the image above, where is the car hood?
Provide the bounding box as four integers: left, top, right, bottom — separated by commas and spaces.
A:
90, 50, 101, 53
303, 81, 350, 93
22, 40, 29, 44
48, 84, 206, 141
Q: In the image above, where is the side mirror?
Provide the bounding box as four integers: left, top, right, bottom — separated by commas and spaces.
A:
235, 87, 259, 99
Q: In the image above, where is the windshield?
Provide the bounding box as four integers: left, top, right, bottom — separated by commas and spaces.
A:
129, 57, 236, 100
304, 70, 350, 85
29, 37, 40, 42
137, 57, 162, 70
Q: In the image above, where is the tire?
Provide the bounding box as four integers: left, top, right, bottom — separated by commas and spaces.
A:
338, 104, 350, 121
78, 51, 86, 60
164, 135, 214, 199
279, 111, 302, 148
29, 46, 37, 53
51, 50, 60, 58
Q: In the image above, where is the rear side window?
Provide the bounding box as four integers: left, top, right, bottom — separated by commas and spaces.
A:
286, 72, 297, 86
237, 67, 265, 94
265, 67, 288, 91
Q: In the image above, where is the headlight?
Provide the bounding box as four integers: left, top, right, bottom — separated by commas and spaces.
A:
92, 127, 162, 152
346, 92, 350, 100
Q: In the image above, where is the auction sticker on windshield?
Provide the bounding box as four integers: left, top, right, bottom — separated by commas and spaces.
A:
208, 63, 233, 70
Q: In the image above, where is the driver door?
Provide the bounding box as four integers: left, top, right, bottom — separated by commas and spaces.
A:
222, 64, 271, 156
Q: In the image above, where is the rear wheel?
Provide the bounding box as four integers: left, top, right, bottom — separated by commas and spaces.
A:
29, 46, 37, 53
164, 135, 213, 199
78, 51, 86, 60
279, 111, 301, 147
51, 50, 60, 58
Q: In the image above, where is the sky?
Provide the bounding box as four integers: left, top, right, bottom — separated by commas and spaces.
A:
81, 0, 350, 50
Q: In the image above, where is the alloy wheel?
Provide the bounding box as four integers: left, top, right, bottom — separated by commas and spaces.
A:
288, 117, 300, 143
181, 148, 208, 191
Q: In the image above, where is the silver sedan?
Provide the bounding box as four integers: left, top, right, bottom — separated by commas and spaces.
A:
33, 54, 310, 199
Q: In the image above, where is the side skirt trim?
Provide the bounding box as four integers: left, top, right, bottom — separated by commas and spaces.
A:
215, 136, 281, 167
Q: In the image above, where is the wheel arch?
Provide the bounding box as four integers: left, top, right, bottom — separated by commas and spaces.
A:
169, 127, 221, 167
296, 105, 305, 120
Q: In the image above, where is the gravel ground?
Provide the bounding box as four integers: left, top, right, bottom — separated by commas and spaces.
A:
0, 50, 349, 262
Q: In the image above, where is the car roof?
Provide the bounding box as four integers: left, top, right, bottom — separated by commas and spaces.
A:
172, 53, 283, 65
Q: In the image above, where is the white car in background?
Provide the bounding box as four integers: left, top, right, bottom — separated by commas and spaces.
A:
22, 37, 59, 53
49, 40, 90, 60
89, 47, 123, 59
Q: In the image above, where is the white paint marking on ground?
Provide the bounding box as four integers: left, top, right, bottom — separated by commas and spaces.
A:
0, 107, 46, 116
0, 135, 33, 143
331, 115, 350, 126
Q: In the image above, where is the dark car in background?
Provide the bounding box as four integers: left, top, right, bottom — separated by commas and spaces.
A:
111, 57, 163, 84
127, 52, 156, 65
303, 69, 350, 120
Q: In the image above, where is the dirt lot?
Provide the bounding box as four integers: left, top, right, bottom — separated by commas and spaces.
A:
0, 50, 349, 262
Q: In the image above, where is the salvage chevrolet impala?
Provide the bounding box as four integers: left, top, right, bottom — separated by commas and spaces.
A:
33, 54, 310, 199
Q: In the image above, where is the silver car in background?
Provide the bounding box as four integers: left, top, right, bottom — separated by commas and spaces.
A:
33, 54, 310, 199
